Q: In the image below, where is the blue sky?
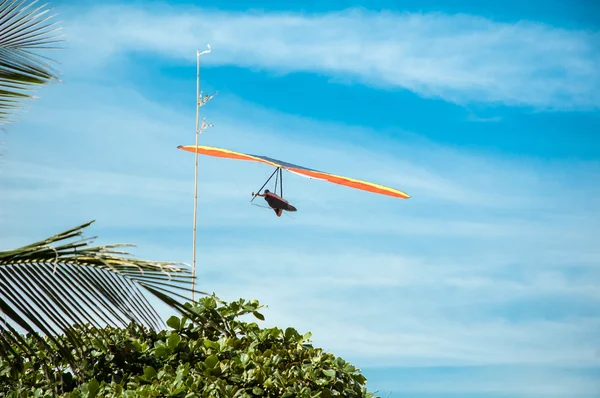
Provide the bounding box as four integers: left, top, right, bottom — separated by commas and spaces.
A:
1, 0, 600, 397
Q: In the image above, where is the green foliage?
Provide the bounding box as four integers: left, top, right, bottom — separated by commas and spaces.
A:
0, 221, 196, 366
0, 296, 379, 397
0, 0, 63, 126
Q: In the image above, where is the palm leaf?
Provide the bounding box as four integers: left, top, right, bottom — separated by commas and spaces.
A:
0, 220, 205, 366
0, 0, 63, 127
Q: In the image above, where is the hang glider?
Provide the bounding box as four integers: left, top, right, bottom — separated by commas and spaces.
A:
177, 145, 410, 199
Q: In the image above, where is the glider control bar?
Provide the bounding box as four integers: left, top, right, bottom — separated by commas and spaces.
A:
250, 167, 281, 204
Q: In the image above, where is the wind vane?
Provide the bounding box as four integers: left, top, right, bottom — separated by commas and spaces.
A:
191, 44, 217, 301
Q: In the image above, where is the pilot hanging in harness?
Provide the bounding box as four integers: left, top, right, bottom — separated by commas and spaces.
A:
252, 189, 298, 217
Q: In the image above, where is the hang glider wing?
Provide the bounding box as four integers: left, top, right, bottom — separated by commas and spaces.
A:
177, 145, 410, 199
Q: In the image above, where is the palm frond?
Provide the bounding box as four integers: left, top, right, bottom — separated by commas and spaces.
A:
0, 220, 205, 364
0, 0, 63, 126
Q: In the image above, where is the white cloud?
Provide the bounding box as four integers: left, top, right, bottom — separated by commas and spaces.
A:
190, 243, 600, 363
57, 4, 600, 110
3, 83, 599, 244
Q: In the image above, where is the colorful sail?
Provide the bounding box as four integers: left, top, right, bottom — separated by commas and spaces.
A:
177, 145, 410, 199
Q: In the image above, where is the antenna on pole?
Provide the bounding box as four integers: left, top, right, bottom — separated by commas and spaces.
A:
192, 44, 216, 302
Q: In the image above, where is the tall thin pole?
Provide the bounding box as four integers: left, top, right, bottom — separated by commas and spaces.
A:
191, 45, 212, 302
192, 50, 200, 302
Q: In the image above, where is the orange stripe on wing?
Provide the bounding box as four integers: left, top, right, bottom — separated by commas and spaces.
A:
289, 168, 410, 199
177, 145, 281, 168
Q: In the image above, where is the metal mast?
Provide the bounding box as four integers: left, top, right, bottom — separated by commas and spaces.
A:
192, 45, 215, 301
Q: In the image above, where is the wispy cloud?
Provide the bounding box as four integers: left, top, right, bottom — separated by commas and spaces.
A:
467, 112, 503, 123
60, 4, 600, 110
3, 82, 599, 241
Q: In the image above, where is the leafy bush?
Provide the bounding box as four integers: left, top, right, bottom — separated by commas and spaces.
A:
0, 296, 378, 397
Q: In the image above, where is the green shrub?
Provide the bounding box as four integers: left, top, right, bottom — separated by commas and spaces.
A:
0, 296, 378, 397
